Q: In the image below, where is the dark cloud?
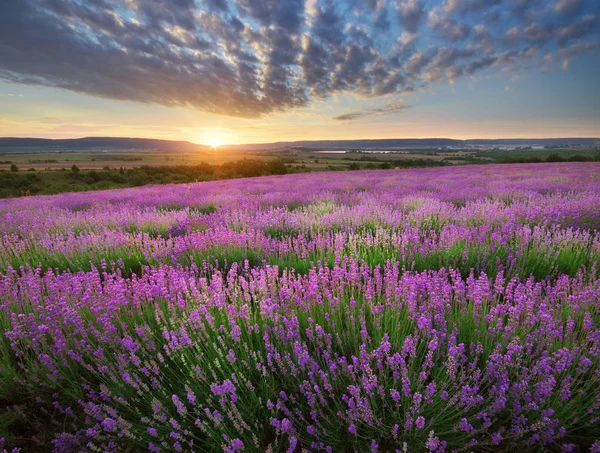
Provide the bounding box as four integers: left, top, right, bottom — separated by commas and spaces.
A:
234, 0, 305, 31
0, 0, 598, 119
428, 8, 470, 41
425, 46, 476, 80
396, 0, 425, 34
465, 56, 497, 74
204, 0, 229, 10
403, 51, 429, 76
311, 5, 345, 46
332, 102, 411, 121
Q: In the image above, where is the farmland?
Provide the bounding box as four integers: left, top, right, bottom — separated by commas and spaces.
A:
1, 163, 599, 452
0, 145, 598, 198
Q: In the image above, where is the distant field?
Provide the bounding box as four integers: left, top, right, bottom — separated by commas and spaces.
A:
0, 146, 598, 197
1, 146, 598, 169
0, 149, 270, 169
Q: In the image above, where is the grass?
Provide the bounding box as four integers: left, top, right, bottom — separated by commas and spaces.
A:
2, 227, 598, 283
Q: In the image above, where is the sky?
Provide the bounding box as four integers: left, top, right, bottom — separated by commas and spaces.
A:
0, 0, 599, 145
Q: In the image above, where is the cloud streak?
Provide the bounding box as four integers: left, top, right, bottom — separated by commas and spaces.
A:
0, 0, 598, 119
332, 102, 411, 121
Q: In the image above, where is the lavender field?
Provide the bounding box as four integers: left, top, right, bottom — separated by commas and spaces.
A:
1, 163, 599, 452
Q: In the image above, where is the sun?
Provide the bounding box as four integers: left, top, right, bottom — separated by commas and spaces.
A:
190, 128, 235, 149
194, 128, 227, 149
207, 137, 222, 149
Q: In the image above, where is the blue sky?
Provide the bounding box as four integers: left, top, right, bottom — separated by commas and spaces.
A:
0, 0, 599, 144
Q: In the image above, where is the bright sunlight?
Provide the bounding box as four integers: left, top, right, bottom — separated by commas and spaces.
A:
191, 128, 229, 148
207, 136, 222, 149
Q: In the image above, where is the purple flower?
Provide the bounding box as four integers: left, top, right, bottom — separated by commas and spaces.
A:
491, 432, 503, 445
85, 428, 99, 438
227, 349, 237, 363
230, 439, 244, 451
172, 394, 186, 415
280, 418, 293, 433
415, 416, 425, 430
101, 418, 117, 432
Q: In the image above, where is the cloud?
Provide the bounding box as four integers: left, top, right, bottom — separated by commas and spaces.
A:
556, 15, 597, 45
558, 39, 598, 58
234, 0, 306, 31
505, 26, 519, 42
332, 102, 411, 121
396, 0, 425, 34
0, 0, 598, 119
444, 0, 503, 14
524, 23, 555, 42
552, 0, 583, 15
428, 8, 470, 41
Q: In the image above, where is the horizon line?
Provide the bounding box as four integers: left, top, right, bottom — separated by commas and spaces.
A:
1, 135, 600, 148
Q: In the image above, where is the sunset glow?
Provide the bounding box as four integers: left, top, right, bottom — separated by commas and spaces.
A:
191, 128, 229, 148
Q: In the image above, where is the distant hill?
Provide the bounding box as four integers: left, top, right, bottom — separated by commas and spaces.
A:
0, 136, 598, 153
0, 137, 206, 152
224, 138, 600, 150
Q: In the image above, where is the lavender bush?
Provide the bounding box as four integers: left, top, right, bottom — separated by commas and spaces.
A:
0, 163, 599, 452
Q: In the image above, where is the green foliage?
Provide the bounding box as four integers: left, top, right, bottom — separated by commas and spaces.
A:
545, 153, 563, 163
498, 151, 600, 164
392, 159, 447, 168
189, 204, 217, 215
263, 225, 301, 239
0, 158, 292, 198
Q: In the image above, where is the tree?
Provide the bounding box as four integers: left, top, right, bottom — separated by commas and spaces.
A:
10, 164, 18, 172
71, 164, 80, 174
89, 170, 101, 182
